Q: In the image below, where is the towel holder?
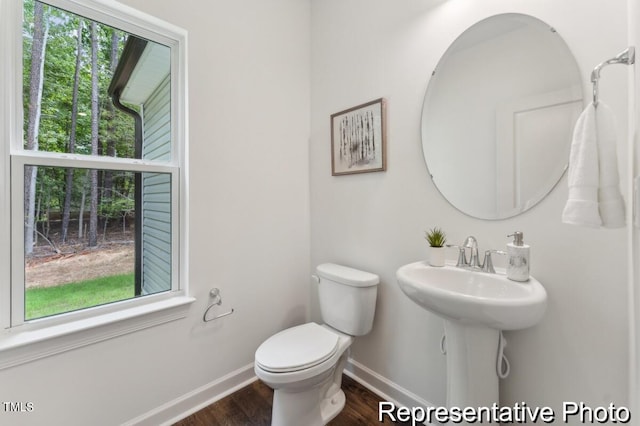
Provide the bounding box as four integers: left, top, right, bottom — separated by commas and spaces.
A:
203, 288, 235, 322
591, 46, 635, 105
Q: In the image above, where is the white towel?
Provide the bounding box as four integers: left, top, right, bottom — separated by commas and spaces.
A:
596, 102, 626, 227
562, 102, 625, 228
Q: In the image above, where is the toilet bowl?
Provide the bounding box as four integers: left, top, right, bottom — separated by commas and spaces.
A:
254, 263, 379, 426
255, 323, 352, 425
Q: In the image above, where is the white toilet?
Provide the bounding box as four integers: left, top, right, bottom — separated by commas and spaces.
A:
254, 263, 379, 426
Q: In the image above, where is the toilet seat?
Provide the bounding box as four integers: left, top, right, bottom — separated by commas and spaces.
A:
255, 323, 339, 373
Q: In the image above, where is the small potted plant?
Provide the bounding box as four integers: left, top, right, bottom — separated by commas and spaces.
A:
425, 227, 447, 267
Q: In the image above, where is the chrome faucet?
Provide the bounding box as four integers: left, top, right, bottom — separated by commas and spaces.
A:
447, 236, 505, 273
463, 236, 480, 269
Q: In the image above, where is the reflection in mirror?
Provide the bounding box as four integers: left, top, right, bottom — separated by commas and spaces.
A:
22, 0, 173, 320
422, 14, 583, 219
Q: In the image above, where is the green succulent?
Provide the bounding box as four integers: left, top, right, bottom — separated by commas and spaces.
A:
425, 227, 447, 247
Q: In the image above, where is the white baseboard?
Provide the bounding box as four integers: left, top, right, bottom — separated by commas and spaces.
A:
345, 357, 438, 425
123, 363, 257, 426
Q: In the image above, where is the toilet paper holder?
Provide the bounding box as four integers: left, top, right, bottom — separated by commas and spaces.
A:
203, 288, 235, 322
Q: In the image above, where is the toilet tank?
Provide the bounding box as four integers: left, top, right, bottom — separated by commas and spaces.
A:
316, 263, 379, 336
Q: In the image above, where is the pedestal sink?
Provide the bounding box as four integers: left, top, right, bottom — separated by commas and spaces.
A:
396, 261, 547, 408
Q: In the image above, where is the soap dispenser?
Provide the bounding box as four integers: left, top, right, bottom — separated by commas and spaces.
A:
506, 231, 530, 282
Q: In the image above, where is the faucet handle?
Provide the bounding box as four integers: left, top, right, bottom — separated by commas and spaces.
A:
446, 244, 467, 267
482, 250, 506, 273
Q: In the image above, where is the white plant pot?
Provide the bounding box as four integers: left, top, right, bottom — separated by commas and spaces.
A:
429, 246, 446, 267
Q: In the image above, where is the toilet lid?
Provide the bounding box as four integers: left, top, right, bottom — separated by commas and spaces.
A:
255, 323, 339, 373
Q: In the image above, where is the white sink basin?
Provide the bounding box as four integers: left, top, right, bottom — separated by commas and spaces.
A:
396, 261, 547, 330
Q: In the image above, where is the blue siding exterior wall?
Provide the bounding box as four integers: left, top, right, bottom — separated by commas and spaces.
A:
141, 74, 171, 295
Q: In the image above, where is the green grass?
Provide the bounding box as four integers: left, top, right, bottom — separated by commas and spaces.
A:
25, 273, 135, 320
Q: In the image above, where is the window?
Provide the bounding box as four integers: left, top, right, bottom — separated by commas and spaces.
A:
0, 0, 190, 366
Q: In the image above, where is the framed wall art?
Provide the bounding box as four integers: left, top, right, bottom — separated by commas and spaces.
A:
331, 98, 387, 176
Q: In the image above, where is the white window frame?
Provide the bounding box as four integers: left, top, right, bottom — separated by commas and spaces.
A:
0, 0, 192, 370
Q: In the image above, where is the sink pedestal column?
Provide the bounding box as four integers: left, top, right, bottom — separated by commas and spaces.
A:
444, 321, 500, 409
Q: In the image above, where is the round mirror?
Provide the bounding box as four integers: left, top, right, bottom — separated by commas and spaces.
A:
422, 13, 583, 219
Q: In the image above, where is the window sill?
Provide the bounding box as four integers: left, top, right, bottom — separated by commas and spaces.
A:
0, 295, 195, 370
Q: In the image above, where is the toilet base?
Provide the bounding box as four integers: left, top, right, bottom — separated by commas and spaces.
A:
320, 386, 345, 423
270, 370, 345, 426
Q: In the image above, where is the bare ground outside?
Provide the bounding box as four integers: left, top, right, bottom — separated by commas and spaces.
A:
25, 220, 135, 289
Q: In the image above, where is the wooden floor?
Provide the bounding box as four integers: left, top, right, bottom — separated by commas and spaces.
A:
173, 374, 409, 425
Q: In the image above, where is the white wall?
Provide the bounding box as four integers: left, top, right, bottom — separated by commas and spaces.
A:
0, 1, 310, 425
629, 0, 640, 415
310, 0, 630, 413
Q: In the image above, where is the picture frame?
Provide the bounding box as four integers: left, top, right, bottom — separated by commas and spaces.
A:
331, 98, 387, 176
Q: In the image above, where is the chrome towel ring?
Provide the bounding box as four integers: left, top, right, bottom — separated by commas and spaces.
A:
203, 288, 235, 322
